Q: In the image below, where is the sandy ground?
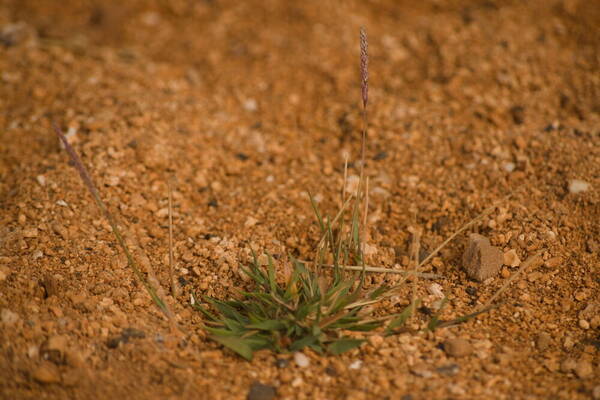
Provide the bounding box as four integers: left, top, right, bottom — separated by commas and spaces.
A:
1, 1, 599, 399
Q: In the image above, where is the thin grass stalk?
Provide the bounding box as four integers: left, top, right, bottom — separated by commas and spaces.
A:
53, 123, 173, 319
362, 176, 369, 262
358, 27, 369, 266
480, 251, 542, 310
418, 196, 510, 269
168, 179, 179, 298
410, 226, 421, 319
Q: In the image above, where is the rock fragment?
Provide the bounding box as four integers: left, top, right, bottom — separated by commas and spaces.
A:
41, 335, 69, 364
32, 362, 61, 384
443, 338, 473, 357
1, 308, 19, 326
574, 360, 593, 379
568, 179, 590, 194
462, 234, 503, 281
246, 382, 276, 400
536, 333, 551, 351
293, 352, 310, 368
503, 249, 521, 267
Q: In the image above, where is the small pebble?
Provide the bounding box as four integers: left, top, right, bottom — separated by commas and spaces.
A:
243, 98, 258, 112
579, 319, 590, 329
275, 358, 289, 368
574, 359, 593, 379
293, 352, 310, 368
436, 364, 460, 376
560, 358, 577, 373
349, 360, 362, 370
428, 283, 444, 298
245, 217, 258, 228
0, 266, 10, 282
502, 162, 515, 172
291, 377, 303, 388
443, 338, 472, 357
32, 362, 61, 384
246, 382, 276, 400
410, 365, 432, 378
568, 179, 590, 194
544, 256, 562, 269
42, 335, 69, 364
1, 308, 19, 326
536, 333, 551, 351
503, 249, 521, 267
22, 228, 38, 238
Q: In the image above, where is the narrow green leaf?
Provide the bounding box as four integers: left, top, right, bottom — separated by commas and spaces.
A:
247, 319, 286, 331
290, 335, 318, 352
211, 335, 254, 361
308, 191, 326, 234
328, 338, 365, 355
266, 253, 277, 294
338, 321, 381, 332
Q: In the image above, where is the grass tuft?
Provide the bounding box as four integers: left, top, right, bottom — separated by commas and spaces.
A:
194, 27, 508, 360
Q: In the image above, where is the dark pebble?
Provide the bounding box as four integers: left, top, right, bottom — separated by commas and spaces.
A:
275, 358, 289, 368
247, 382, 276, 400
466, 287, 477, 296
418, 306, 433, 316
106, 336, 126, 349
325, 365, 338, 376
236, 153, 249, 161
373, 151, 388, 161
122, 328, 146, 340
436, 363, 460, 376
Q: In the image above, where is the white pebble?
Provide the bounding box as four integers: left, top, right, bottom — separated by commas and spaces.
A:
294, 352, 310, 368
1, 309, 19, 326
243, 98, 257, 112
349, 360, 363, 370
502, 162, 515, 173
568, 179, 590, 194
428, 283, 444, 299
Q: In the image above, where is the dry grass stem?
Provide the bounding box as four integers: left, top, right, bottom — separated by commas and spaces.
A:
168, 179, 179, 298
310, 261, 441, 278
53, 122, 175, 322
481, 251, 543, 310
418, 196, 510, 269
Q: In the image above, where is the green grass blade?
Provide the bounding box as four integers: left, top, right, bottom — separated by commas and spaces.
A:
210, 335, 254, 361
246, 319, 287, 331
328, 338, 365, 355
308, 191, 326, 234
266, 253, 277, 294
